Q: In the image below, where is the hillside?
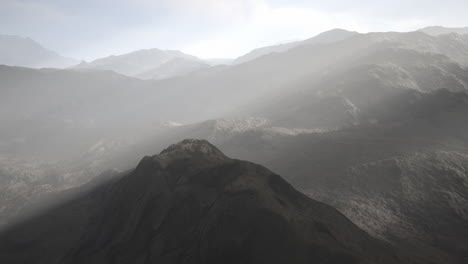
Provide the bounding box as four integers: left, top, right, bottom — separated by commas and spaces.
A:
0, 140, 415, 264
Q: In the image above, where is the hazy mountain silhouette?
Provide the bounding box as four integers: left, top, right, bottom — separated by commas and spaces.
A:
4, 30, 468, 150
137, 57, 210, 80
2, 29, 468, 205
0, 35, 77, 68
419, 26, 468, 36
74, 48, 206, 79
2, 30, 468, 164
233, 28, 358, 64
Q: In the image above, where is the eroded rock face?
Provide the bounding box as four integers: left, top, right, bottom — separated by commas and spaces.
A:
0, 139, 413, 264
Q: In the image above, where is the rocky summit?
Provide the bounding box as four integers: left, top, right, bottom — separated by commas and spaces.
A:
0, 139, 414, 264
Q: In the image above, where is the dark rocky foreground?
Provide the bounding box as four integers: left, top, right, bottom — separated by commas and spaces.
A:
0, 139, 417, 264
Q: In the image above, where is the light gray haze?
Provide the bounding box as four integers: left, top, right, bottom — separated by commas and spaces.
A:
1, 1, 468, 264
1, 0, 468, 60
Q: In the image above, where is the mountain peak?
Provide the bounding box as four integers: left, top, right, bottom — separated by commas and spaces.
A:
0, 140, 412, 264
302, 28, 358, 44
323, 28, 354, 33
73, 48, 202, 78
233, 28, 358, 65
134, 139, 227, 176
159, 138, 227, 160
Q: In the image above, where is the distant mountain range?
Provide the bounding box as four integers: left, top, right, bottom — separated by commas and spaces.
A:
73, 48, 209, 80
0, 34, 230, 79
419, 26, 468, 36
233, 28, 359, 64
0, 35, 77, 68
2, 29, 468, 160
72, 28, 360, 78
2, 26, 466, 74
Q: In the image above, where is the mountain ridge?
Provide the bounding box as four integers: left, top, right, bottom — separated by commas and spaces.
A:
0, 34, 77, 68
74, 48, 206, 78
418, 26, 468, 36
0, 139, 417, 264
136, 57, 210, 80
232, 28, 359, 65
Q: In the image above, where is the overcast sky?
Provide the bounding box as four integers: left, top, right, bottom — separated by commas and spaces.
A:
1, 0, 468, 60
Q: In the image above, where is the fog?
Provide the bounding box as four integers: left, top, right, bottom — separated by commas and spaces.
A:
1, 1, 468, 264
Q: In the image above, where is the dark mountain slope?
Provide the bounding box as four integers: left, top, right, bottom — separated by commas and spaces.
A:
253, 58, 468, 130
96, 89, 468, 263
149, 31, 468, 123
210, 91, 468, 263
224, 129, 468, 264
0, 139, 415, 264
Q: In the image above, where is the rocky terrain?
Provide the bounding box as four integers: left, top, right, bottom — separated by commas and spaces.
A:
0, 140, 416, 264
99, 89, 468, 262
